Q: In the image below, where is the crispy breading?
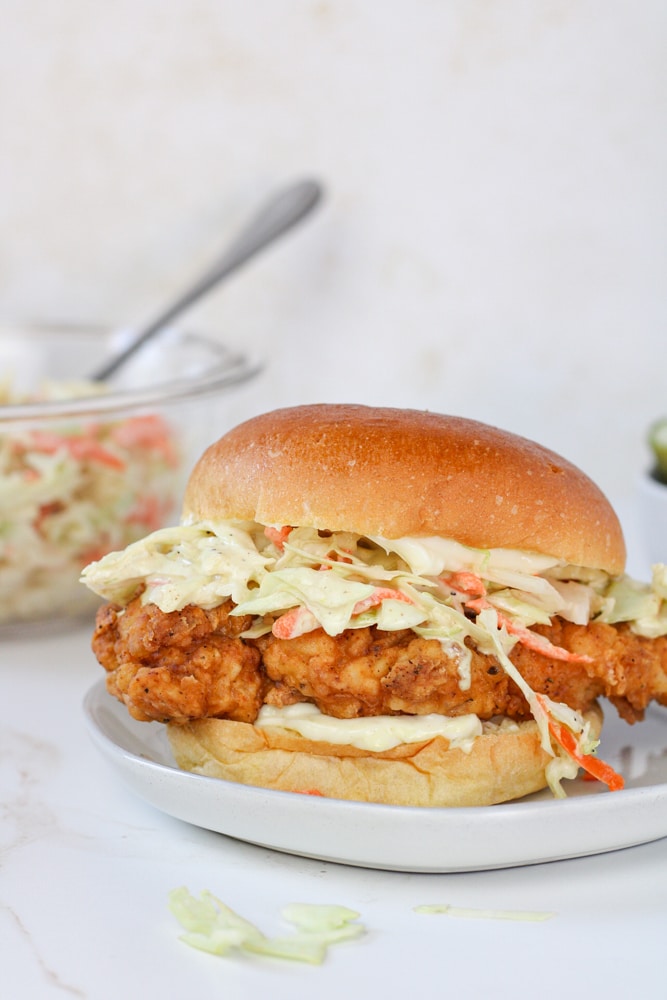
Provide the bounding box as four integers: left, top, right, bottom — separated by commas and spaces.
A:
92, 598, 667, 726
527, 619, 667, 723
93, 599, 265, 724
257, 628, 528, 719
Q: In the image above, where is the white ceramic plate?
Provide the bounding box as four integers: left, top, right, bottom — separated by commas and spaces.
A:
83, 680, 667, 872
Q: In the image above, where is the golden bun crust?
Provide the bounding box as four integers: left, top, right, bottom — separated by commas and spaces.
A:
166, 705, 603, 807
183, 405, 625, 575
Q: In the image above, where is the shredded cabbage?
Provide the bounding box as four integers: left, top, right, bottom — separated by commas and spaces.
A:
82, 521, 269, 610
167, 888, 365, 964
83, 521, 667, 640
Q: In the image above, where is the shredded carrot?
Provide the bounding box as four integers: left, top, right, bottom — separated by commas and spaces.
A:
27, 428, 126, 469
110, 414, 179, 466
351, 587, 415, 616
34, 500, 65, 538
440, 571, 487, 598
325, 548, 354, 565
37, 500, 64, 520
68, 437, 126, 469
264, 525, 293, 551
294, 789, 325, 796
465, 597, 592, 664
272, 605, 319, 639
272, 587, 414, 640
25, 429, 70, 452
536, 695, 624, 791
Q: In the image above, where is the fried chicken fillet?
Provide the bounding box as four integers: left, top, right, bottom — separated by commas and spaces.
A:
93, 596, 667, 727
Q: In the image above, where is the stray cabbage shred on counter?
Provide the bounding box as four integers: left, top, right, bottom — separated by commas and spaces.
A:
168, 887, 365, 964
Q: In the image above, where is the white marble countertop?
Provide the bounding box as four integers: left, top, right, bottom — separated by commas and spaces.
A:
2, 616, 666, 1000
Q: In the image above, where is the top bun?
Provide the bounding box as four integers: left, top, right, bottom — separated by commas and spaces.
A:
183, 404, 625, 575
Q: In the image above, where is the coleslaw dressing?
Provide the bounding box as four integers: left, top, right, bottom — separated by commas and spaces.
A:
255, 702, 484, 753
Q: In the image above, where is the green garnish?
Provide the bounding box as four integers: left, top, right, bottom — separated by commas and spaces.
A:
648, 417, 667, 484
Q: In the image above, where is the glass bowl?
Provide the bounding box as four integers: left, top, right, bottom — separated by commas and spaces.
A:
0, 323, 260, 636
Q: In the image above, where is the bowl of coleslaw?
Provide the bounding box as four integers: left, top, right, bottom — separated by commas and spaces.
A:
0, 323, 260, 635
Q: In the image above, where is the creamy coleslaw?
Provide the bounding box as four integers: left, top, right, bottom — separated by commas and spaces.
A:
1, 380, 182, 625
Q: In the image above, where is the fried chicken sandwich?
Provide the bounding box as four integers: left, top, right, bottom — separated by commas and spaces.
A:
82, 404, 667, 806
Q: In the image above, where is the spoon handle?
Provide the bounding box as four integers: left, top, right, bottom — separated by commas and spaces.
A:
92, 178, 323, 381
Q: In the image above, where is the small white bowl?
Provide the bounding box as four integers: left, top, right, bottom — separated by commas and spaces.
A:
0, 323, 260, 635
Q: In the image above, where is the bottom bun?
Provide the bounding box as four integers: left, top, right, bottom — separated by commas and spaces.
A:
166, 704, 603, 807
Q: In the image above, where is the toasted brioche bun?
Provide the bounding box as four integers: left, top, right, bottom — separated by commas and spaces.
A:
183, 404, 625, 575
167, 704, 603, 807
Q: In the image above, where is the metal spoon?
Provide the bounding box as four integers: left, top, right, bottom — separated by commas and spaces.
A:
91, 178, 323, 382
